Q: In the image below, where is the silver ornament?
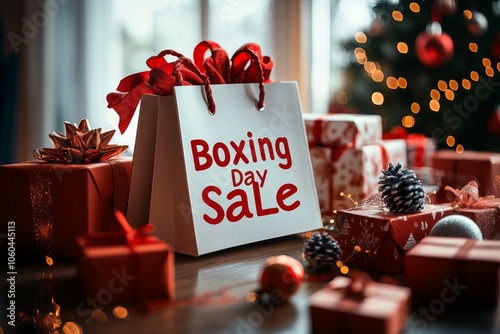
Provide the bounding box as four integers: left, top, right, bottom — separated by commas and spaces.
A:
429, 215, 483, 240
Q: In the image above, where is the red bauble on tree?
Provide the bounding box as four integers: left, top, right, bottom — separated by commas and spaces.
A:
432, 0, 457, 18
415, 22, 454, 68
492, 33, 500, 60
487, 106, 500, 136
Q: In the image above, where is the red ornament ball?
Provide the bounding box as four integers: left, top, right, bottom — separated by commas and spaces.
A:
259, 255, 304, 301
491, 33, 500, 60
415, 28, 454, 68
487, 107, 500, 136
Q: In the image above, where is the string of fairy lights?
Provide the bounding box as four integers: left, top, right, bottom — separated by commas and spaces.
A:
335, 2, 500, 154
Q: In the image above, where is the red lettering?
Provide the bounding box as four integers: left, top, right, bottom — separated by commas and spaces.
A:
230, 140, 248, 165
202, 185, 224, 225
200, 182, 300, 225
276, 183, 300, 211
253, 182, 279, 217
191, 139, 212, 171
213, 142, 230, 167
226, 189, 254, 222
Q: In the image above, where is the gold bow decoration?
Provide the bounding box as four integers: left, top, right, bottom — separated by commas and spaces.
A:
33, 119, 128, 164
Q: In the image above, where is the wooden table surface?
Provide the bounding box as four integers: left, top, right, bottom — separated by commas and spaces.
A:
2, 235, 500, 334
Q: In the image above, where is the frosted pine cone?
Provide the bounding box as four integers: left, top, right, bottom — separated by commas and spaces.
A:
378, 163, 425, 213
303, 231, 342, 269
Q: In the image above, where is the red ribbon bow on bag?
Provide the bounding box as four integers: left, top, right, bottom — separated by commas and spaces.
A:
107, 41, 274, 134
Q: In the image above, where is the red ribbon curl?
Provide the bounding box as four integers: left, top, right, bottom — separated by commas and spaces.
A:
107, 41, 274, 134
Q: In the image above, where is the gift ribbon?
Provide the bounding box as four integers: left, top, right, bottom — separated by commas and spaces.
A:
107, 160, 129, 213
331, 273, 371, 300
28, 161, 130, 256
107, 41, 274, 134
311, 115, 359, 149
30, 164, 56, 256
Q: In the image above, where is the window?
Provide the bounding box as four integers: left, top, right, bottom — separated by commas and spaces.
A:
8, 0, 375, 160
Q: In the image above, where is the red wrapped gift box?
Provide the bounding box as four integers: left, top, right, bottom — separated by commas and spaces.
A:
383, 127, 436, 169
406, 135, 436, 169
335, 205, 454, 274
309, 276, 411, 334
454, 207, 500, 240
406, 236, 500, 305
310, 147, 332, 211
310, 140, 407, 211
76, 229, 175, 304
303, 114, 382, 149
0, 158, 132, 257
431, 150, 500, 203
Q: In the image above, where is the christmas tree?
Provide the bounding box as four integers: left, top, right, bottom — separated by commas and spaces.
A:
334, 0, 500, 152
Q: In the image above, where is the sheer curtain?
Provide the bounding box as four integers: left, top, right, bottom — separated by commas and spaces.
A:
11, 0, 367, 162
15, 0, 116, 162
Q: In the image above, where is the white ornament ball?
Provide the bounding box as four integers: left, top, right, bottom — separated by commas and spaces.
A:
429, 215, 483, 240
467, 11, 488, 36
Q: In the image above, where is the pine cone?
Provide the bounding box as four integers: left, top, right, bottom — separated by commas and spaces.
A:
378, 163, 425, 213
303, 231, 342, 269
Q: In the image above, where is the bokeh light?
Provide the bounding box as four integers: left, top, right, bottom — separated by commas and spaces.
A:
372, 92, 384, 105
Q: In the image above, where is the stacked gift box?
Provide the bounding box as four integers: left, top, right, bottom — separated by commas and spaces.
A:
303, 113, 408, 211
431, 150, 500, 240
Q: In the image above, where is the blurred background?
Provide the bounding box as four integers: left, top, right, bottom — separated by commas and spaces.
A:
1, 0, 499, 164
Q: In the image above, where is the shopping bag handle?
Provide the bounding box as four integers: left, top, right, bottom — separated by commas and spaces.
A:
173, 57, 216, 115
231, 47, 266, 111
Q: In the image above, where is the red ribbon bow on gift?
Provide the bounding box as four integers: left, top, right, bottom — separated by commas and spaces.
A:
107, 41, 274, 134
114, 210, 155, 245
82, 211, 155, 247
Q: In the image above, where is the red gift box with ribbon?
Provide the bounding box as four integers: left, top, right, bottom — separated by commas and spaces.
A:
303, 113, 382, 149
431, 150, 500, 203
76, 211, 175, 304
309, 275, 411, 334
334, 205, 454, 274
383, 126, 436, 169
310, 140, 407, 211
406, 236, 500, 305
0, 120, 131, 258
0, 158, 132, 258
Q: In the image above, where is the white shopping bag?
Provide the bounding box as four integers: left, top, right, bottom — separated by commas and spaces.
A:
128, 81, 322, 256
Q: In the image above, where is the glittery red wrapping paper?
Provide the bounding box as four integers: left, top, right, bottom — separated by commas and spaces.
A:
309, 276, 411, 334
431, 150, 500, 203
334, 205, 454, 274
76, 234, 175, 303
0, 157, 132, 258
454, 207, 500, 240
406, 237, 500, 305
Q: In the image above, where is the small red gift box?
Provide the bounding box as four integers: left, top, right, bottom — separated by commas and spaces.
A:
431, 150, 500, 203
76, 212, 175, 304
303, 113, 382, 149
309, 276, 411, 334
0, 158, 132, 257
335, 205, 454, 274
406, 236, 500, 305
383, 126, 436, 169
310, 140, 407, 211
